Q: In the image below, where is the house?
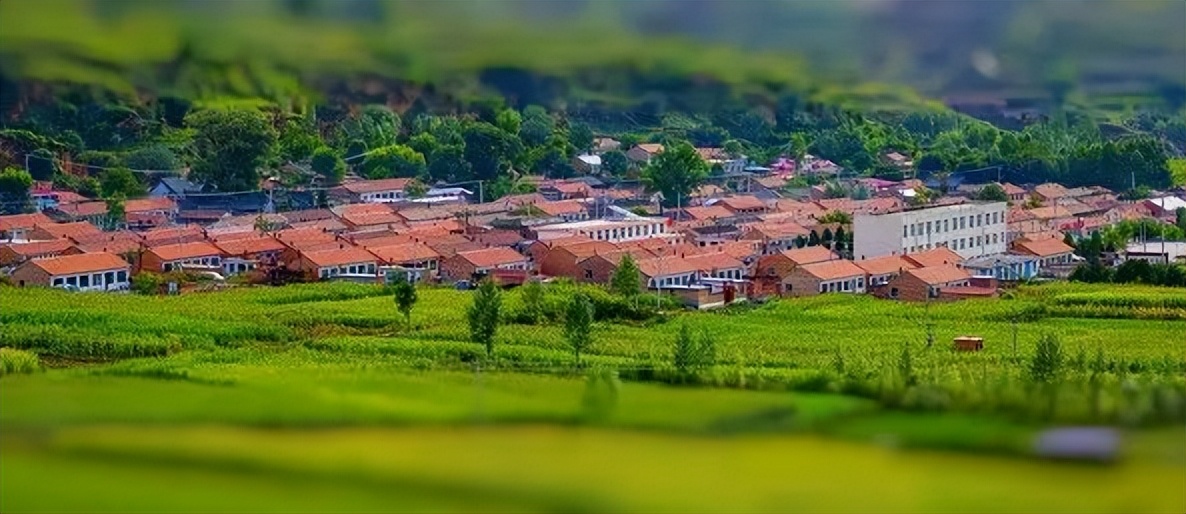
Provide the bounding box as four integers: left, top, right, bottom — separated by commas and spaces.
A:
853, 254, 918, 288
710, 195, 767, 216
592, 137, 622, 154
626, 143, 664, 164
440, 247, 531, 282
1144, 196, 1186, 221
141, 242, 224, 273
684, 251, 747, 280
54, 201, 110, 224
854, 202, 1006, 260
903, 247, 965, 268
333, 203, 405, 230
367, 242, 441, 282
686, 224, 741, 248
54, 197, 177, 226
141, 225, 208, 248
70, 230, 144, 258
295, 246, 380, 281
1031, 183, 1070, 204
635, 255, 702, 290
538, 181, 593, 201
739, 221, 811, 255
784, 259, 867, 297
881, 265, 979, 302
531, 217, 673, 244
0, 239, 77, 268
1011, 238, 1075, 268
0, 213, 55, 241
337, 178, 413, 203
538, 240, 620, 280
27, 221, 102, 241
672, 205, 735, 226
573, 154, 602, 175
125, 197, 178, 220
212, 235, 287, 275
882, 151, 913, 170
751, 246, 840, 296
1123, 241, 1186, 265
535, 200, 590, 222
150, 178, 203, 198
9, 252, 131, 291
574, 251, 640, 285
961, 254, 1040, 282
696, 147, 747, 175
1001, 183, 1027, 202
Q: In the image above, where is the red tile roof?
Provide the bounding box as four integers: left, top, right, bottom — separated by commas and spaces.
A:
57, 201, 108, 218
743, 221, 810, 240
1012, 238, 1074, 258
536, 200, 588, 217
301, 246, 379, 267
23, 252, 128, 276
715, 195, 766, 212
148, 241, 222, 261
853, 255, 918, 276
0, 213, 54, 233
683, 252, 745, 272
634, 143, 664, 155
340, 178, 413, 194
635, 256, 702, 278
454, 247, 528, 268
367, 242, 441, 265
680, 205, 735, 221
125, 197, 177, 213
33, 221, 102, 240
141, 225, 207, 246
904, 247, 964, 268
780, 246, 840, 266
797, 259, 865, 280
904, 264, 972, 285
213, 236, 287, 256
2, 238, 75, 258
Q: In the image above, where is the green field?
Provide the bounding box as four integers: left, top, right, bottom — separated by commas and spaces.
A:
1, 282, 1184, 512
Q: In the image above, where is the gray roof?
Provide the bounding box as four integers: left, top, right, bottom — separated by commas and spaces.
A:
156, 177, 203, 195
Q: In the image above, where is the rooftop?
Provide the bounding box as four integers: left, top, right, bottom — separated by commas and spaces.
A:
904, 247, 964, 268
148, 241, 223, 261
301, 246, 379, 267
22, 252, 129, 276
797, 259, 866, 280
1013, 238, 1074, 258
366, 242, 441, 264
32, 221, 102, 240
904, 264, 972, 285
853, 254, 918, 276
340, 178, 413, 194
0, 213, 54, 232
455, 247, 528, 268
780, 246, 840, 266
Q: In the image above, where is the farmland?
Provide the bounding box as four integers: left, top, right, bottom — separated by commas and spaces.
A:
1, 281, 1185, 512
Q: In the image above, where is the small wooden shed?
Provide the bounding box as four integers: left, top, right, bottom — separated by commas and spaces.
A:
953, 336, 984, 352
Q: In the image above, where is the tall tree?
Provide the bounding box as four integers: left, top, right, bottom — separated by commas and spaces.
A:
564, 292, 594, 364
186, 108, 278, 191
125, 145, 179, 171
27, 149, 57, 181
467, 279, 503, 357
310, 146, 346, 184
601, 150, 629, 177
0, 167, 33, 215
393, 277, 418, 328
610, 254, 642, 296
642, 141, 708, 207
103, 193, 126, 231
519, 105, 554, 147
975, 183, 1009, 202
568, 122, 594, 154
362, 145, 426, 179
277, 112, 321, 163
495, 109, 522, 135
340, 105, 400, 151
99, 167, 144, 198
427, 144, 471, 182
463, 122, 521, 181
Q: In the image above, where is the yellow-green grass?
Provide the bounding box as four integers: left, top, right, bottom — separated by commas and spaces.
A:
3, 424, 1183, 513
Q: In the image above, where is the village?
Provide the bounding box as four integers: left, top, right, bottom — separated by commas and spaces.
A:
3, 143, 1183, 309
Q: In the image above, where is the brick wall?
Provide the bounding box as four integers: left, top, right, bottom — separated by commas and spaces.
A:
439, 255, 478, 282
538, 247, 582, 279
783, 268, 822, 297
577, 255, 620, 284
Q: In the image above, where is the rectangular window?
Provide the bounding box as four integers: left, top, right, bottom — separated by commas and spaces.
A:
926, 221, 932, 234
104, 272, 114, 284
960, 217, 966, 229
819, 283, 826, 293
903, 225, 908, 237
67, 276, 77, 286
79, 275, 90, 287
53, 277, 64, 286
943, 219, 948, 232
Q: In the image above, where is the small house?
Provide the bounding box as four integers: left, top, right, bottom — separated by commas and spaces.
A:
10, 252, 130, 291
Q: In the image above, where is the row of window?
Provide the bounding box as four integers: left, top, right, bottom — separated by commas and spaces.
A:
163, 256, 221, 272
590, 223, 665, 242
363, 191, 404, 201
904, 211, 1003, 238
711, 269, 744, 280
52, 270, 128, 289
650, 273, 695, 288
907, 233, 1004, 254
320, 263, 378, 278
818, 277, 865, 293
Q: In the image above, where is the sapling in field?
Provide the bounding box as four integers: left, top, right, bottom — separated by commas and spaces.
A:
468, 278, 502, 357
392, 277, 418, 328
565, 292, 594, 364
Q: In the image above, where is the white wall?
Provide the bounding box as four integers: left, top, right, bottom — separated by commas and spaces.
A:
854, 202, 1007, 260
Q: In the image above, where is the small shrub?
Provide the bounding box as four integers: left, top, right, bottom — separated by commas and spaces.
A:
0, 348, 41, 375
1030, 334, 1063, 383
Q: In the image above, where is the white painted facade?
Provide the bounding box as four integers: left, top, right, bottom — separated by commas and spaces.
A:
535, 218, 669, 244
853, 202, 1007, 260
51, 269, 130, 292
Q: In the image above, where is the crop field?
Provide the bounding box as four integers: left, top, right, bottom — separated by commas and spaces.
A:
1, 281, 1185, 512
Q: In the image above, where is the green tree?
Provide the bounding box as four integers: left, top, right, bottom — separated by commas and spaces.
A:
186, 108, 278, 191
99, 167, 144, 198
310, 146, 346, 184
520, 279, 545, 324
519, 105, 554, 147
0, 167, 33, 215
610, 254, 642, 296
427, 144, 471, 182
564, 292, 594, 364
362, 145, 426, 179
103, 193, 126, 230
673, 323, 715, 377
340, 105, 400, 151
463, 122, 521, 181
1030, 333, 1063, 383
568, 122, 595, 154
601, 150, 629, 177
392, 277, 418, 328
496, 109, 522, 135
467, 279, 502, 357
405, 180, 428, 199
975, 183, 1009, 202
125, 144, 179, 171
407, 132, 439, 158
818, 210, 853, 225
642, 141, 708, 207
28, 148, 57, 181
1176, 208, 1186, 234
277, 113, 321, 163
898, 342, 916, 386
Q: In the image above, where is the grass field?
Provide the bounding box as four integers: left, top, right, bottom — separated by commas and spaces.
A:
1, 281, 1184, 512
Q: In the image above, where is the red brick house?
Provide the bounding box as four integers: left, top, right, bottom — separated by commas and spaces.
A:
712, 195, 767, 215
0, 212, 54, 241
881, 264, 987, 302
141, 241, 224, 273
903, 247, 964, 268
0, 239, 77, 267
10, 252, 131, 291
751, 246, 840, 296
367, 242, 441, 282
294, 246, 380, 281
440, 247, 530, 282
26, 221, 102, 241
783, 259, 867, 297
538, 240, 620, 279
212, 235, 287, 275
853, 254, 919, 288
1011, 238, 1075, 268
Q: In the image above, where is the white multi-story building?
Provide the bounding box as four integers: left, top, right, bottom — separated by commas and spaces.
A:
853, 202, 1007, 260
532, 217, 674, 244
